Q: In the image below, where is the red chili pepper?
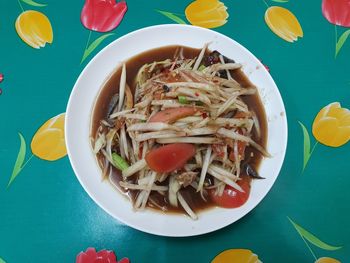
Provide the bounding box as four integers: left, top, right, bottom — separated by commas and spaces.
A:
212, 144, 225, 158
322, 0, 350, 27
195, 92, 199, 97
81, 0, 128, 32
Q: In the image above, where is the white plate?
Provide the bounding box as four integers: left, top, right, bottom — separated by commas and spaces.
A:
66, 24, 287, 237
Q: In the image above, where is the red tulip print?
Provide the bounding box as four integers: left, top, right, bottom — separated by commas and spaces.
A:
76, 247, 130, 263
81, 0, 127, 32
322, 0, 350, 27
80, 0, 128, 64
322, 0, 350, 57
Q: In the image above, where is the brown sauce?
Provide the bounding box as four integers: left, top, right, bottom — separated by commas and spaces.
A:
91, 45, 267, 214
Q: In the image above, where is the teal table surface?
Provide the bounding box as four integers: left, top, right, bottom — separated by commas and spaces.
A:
0, 0, 349, 262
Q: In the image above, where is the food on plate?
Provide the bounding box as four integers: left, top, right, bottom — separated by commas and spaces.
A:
91, 44, 268, 219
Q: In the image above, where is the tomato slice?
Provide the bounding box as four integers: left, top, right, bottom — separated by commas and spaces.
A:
209, 176, 251, 208
148, 107, 197, 123
145, 143, 196, 173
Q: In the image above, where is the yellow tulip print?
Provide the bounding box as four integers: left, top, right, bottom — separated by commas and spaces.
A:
15, 10, 53, 49
300, 102, 350, 173
312, 102, 350, 148
315, 257, 341, 263
156, 0, 228, 29
265, 6, 303, 42
8, 113, 67, 187
211, 249, 261, 263
185, 0, 228, 29
31, 113, 67, 161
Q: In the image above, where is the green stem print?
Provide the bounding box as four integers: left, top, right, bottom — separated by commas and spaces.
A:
17, 0, 25, 11
335, 27, 350, 58
17, 0, 47, 12
288, 217, 342, 261
20, 0, 47, 7
262, 0, 270, 8
335, 25, 338, 50
263, 0, 289, 6
17, 0, 48, 12
262, 0, 289, 7
7, 133, 33, 188
81, 32, 114, 64
298, 121, 318, 173
300, 234, 318, 261
156, 10, 187, 24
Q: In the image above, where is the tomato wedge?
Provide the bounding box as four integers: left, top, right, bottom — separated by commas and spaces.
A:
209, 176, 251, 208
148, 107, 197, 123
145, 143, 196, 173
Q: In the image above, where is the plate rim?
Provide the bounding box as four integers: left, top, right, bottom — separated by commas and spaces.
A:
65, 24, 288, 237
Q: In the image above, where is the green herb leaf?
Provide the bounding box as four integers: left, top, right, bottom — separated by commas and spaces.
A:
0, 257, 6, 263
298, 121, 311, 172
8, 133, 26, 188
335, 29, 350, 57
156, 10, 187, 24
178, 96, 189, 104
81, 33, 114, 64
288, 217, 342, 251
271, 0, 289, 2
21, 0, 47, 7
198, 65, 206, 71
112, 153, 129, 171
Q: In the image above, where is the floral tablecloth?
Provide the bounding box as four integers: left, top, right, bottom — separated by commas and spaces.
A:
0, 0, 349, 262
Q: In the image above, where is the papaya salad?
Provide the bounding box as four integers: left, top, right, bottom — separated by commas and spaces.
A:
91, 44, 269, 220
